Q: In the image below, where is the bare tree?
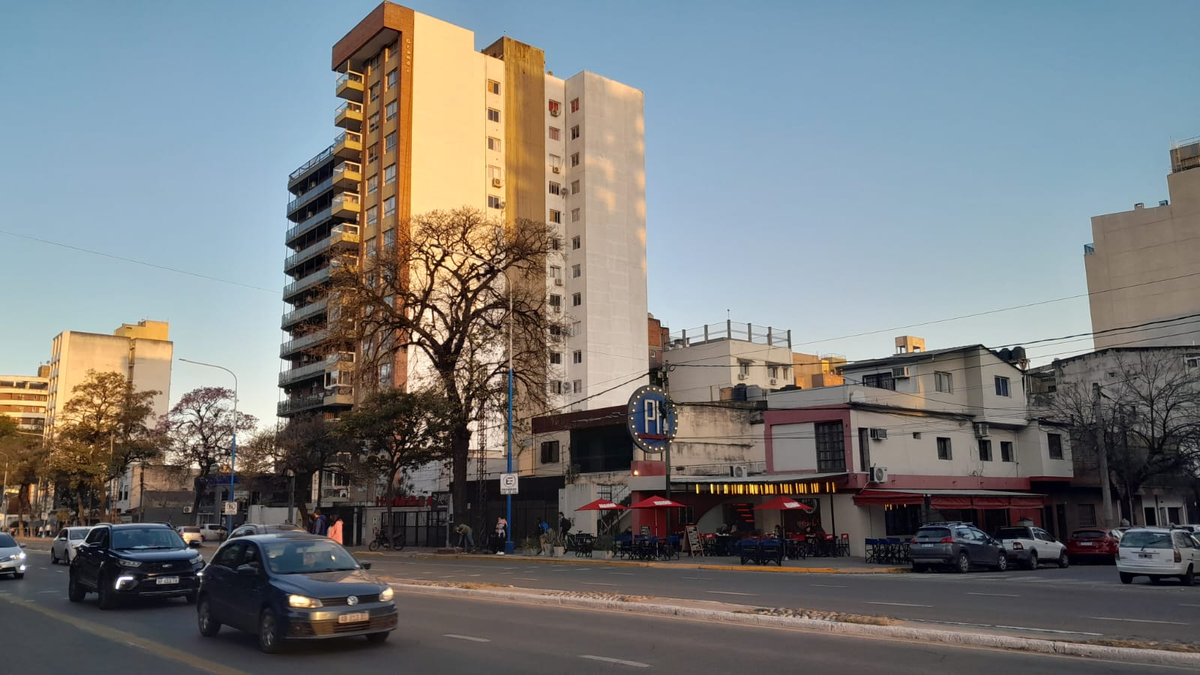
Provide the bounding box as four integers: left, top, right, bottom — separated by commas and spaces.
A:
329, 208, 563, 520
163, 387, 257, 524
275, 414, 345, 524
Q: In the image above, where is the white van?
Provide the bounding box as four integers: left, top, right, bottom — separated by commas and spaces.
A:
200, 523, 228, 542
1117, 527, 1200, 585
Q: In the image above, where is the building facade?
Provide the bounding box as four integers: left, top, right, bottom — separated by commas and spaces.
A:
278, 3, 648, 425
0, 366, 50, 434
1085, 139, 1200, 349
662, 321, 795, 402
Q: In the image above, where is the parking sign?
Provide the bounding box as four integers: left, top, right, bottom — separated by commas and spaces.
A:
500, 473, 519, 495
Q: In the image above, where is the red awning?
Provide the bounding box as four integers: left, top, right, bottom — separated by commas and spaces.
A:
853, 490, 1045, 510
852, 491, 925, 506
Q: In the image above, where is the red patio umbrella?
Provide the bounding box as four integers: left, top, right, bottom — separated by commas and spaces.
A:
629, 495, 686, 537
755, 495, 814, 536
575, 499, 628, 511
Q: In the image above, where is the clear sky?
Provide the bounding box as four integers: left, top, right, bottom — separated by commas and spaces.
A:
1, 1, 1197, 427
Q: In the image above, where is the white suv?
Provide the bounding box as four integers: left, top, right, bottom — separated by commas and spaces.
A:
200, 524, 227, 542
1118, 528, 1200, 585
994, 525, 1068, 570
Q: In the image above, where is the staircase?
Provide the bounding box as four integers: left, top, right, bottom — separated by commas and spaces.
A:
597, 484, 632, 536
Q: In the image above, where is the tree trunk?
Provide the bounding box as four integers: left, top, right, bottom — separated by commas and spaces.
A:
190, 480, 204, 526
450, 424, 471, 540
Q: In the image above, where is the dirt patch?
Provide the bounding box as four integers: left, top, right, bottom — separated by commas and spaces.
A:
543, 590, 652, 603
740, 607, 894, 626
1083, 638, 1200, 654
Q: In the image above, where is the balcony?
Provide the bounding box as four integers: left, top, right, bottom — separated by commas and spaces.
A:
324, 385, 355, 407
335, 71, 365, 102
334, 131, 362, 160
332, 161, 361, 190
278, 393, 325, 416
286, 206, 332, 246
280, 328, 330, 358
282, 267, 331, 303
286, 175, 333, 219
288, 143, 335, 189
334, 101, 363, 131
281, 298, 328, 330
278, 360, 328, 386
284, 224, 360, 275
331, 192, 361, 219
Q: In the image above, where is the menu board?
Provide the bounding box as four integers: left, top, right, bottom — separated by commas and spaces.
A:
685, 524, 704, 557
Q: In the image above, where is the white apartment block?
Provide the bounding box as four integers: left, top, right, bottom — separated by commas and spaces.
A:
662, 321, 795, 402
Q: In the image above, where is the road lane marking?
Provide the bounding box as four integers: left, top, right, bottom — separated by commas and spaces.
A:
444, 634, 491, 643
1088, 616, 1188, 625
705, 591, 757, 596
581, 655, 650, 668
810, 584, 847, 588
610, 572, 635, 576
36, 590, 58, 594
1181, 604, 1200, 608
513, 577, 539, 581
967, 592, 1020, 598
866, 601, 933, 608
581, 582, 617, 587
682, 576, 711, 581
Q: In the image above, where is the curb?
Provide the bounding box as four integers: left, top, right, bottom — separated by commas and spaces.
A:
390, 582, 1200, 668
408, 553, 908, 574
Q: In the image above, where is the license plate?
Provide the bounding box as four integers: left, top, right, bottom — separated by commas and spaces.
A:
1080, 542, 1094, 547
1138, 553, 1153, 559
338, 612, 369, 624
156, 576, 179, 585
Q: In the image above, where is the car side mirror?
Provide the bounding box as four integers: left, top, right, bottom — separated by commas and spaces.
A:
19, 543, 26, 549
236, 565, 259, 577
361, 562, 372, 571
188, 540, 202, 549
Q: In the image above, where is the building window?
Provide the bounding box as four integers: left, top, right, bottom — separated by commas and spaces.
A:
487, 79, 500, 95
571, 208, 580, 222
550, 381, 564, 394
551, 237, 562, 251
978, 439, 992, 462
386, 100, 397, 121
571, 125, 580, 140
571, 264, 581, 278
488, 195, 503, 209
387, 69, 398, 90
935, 371, 953, 393
571, 180, 581, 194
369, 83, 379, 102
367, 112, 379, 133
738, 361, 751, 377
815, 421, 846, 472
383, 229, 395, 247
571, 321, 581, 336
367, 174, 378, 194
570, 152, 580, 167
573, 350, 582, 364
488, 165, 502, 183
540, 440, 560, 464
572, 292, 582, 307
995, 376, 1011, 397
549, 154, 562, 170
379, 360, 392, 384
385, 132, 396, 152
549, 181, 562, 195
768, 365, 779, 379
367, 143, 378, 164
936, 437, 952, 461
781, 366, 791, 379
487, 108, 501, 123
862, 372, 895, 390
549, 100, 560, 115
1077, 503, 1097, 528
549, 126, 561, 141
570, 98, 580, 113
549, 294, 561, 310
1000, 441, 1014, 462
858, 428, 871, 474
572, 236, 581, 250
488, 136, 501, 152
383, 196, 395, 217
366, 206, 378, 226
1047, 433, 1063, 459
549, 265, 561, 280
550, 352, 562, 365
572, 380, 582, 393
384, 163, 396, 185
550, 210, 562, 224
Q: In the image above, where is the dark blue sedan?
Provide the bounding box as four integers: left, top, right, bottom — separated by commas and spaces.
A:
196, 532, 397, 653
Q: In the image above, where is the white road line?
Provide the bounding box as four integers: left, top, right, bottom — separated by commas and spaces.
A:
581, 582, 617, 587
967, 592, 1020, 598
1181, 604, 1200, 608
444, 634, 491, 643
513, 577, 539, 581
866, 601, 933, 608
36, 590, 57, 594
609, 572, 635, 576
810, 584, 847, 588
1088, 616, 1188, 625
467, 574, 482, 577
580, 655, 650, 669
705, 590, 757, 597
682, 576, 711, 581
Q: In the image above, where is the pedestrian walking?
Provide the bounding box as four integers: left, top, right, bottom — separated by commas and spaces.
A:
559, 512, 571, 542
312, 509, 329, 536
537, 518, 550, 555
327, 513, 343, 544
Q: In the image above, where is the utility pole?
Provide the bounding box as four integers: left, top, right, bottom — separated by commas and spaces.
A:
661, 365, 675, 536
1092, 383, 1115, 528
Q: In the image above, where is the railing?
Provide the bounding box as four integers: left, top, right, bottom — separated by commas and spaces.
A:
282, 266, 331, 299
278, 393, 325, 416
286, 175, 334, 215
286, 205, 332, 242
597, 484, 632, 537
279, 328, 330, 357
335, 101, 363, 117
324, 385, 355, 405
667, 321, 792, 350
336, 71, 364, 88
289, 144, 335, 182
335, 130, 362, 147
1084, 243, 1095, 255
333, 161, 361, 181
284, 224, 360, 271
278, 361, 329, 386
332, 192, 361, 210
280, 298, 328, 328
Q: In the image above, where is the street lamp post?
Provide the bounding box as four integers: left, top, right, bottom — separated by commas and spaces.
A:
179, 359, 238, 535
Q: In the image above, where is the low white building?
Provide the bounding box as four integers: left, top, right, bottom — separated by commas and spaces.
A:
662, 321, 795, 402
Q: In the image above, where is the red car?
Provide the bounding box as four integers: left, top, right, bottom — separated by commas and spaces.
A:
1066, 528, 1122, 563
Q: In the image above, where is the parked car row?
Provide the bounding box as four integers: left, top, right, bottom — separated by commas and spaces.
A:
911, 522, 1109, 573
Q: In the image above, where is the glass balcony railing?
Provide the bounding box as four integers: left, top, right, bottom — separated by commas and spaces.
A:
280, 298, 328, 329
282, 267, 331, 300
285, 205, 333, 243
279, 328, 330, 357
335, 71, 365, 101
289, 144, 335, 183
278, 360, 329, 386
286, 175, 334, 216
277, 393, 326, 416
284, 224, 360, 271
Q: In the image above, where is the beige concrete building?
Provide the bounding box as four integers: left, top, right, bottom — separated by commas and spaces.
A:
1085, 139, 1200, 349
0, 366, 50, 435
44, 320, 173, 439
662, 321, 794, 402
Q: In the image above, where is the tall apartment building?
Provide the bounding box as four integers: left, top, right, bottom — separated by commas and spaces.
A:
279, 3, 648, 423
0, 366, 50, 434
44, 320, 173, 438
1085, 139, 1200, 349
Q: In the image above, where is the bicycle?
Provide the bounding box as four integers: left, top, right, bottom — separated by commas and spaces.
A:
367, 528, 406, 552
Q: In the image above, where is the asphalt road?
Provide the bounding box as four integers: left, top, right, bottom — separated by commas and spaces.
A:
0, 550, 1183, 675
361, 554, 1200, 644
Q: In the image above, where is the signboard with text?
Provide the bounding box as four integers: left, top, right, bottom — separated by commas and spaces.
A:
500, 473, 519, 495
627, 385, 678, 454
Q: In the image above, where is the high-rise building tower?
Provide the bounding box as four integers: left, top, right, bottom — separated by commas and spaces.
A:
278, 3, 648, 421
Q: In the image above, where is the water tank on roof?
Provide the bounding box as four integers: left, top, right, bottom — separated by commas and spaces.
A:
746, 385, 764, 400
998, 348, 1012, 361
1012, 347, 1027, 362
732, 383, 747, 401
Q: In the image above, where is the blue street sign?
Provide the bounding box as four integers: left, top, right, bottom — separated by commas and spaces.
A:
627, 385, 678, 454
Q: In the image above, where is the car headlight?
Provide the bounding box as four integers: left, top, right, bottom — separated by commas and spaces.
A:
288, 594, 323, 609
118, 559, 143, 568
191, 555, 205, 566
17, 551, 26, 561
379, 586, 394, 602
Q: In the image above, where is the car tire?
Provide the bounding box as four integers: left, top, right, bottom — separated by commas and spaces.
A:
97, 576, 117, 610
1119, 572, 1134, 584
13, 573, 23, 579
1183, 566, 1195, 587
1058, 551, 1069, 569
50, 550, 58, 565
366, 632, 390, 644
197, 598, 221, 637
995, 552, 1008, 572
185, 591, 198, 604
68, 572, 86, 602
1026, 551, 1038, 570
956, 552, 970, 574
912, 563, 928, 573
258, 608, 284, 654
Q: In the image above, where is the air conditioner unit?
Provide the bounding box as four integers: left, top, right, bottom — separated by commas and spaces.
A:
554, 278, 563, 286
869, 466, 889, 484
737, 373, 748, 380
769, 378, 778, 385
869, 428, 888, 441
552, 166, 561, 174
892, 366, 911, 378
550, 109, 560, 117
339, 489, 349, 499
973, 422, 989, 439
492, 178, 503, 188
729, 465, 748, 478
551, 306, 562, 314
182, 506, 193, 514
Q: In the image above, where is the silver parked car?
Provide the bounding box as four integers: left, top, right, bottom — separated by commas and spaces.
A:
0, 533, 27, 579
50, 526, 92, 565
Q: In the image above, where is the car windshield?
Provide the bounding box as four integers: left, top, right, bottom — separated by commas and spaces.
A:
0, 534, 16, 548
69, 529, 88, 540
1072, 530, 1106, 539
1119, 531, 1173, 549
263, 539, 361, 574
994, 528, 1028, 540
111, 527, 187, 551
916, 528, 950, 540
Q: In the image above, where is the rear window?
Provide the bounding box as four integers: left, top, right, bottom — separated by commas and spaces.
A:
916, 527, 950, 540
994, 528, 1029, 540
1071, 530, 1106, 540
1120, 531, 1173, 549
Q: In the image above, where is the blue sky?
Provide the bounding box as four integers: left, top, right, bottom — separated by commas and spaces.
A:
1, 1, 1197, 426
